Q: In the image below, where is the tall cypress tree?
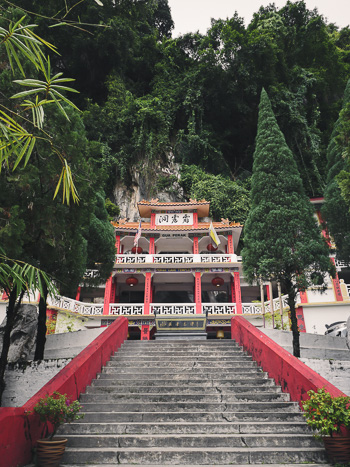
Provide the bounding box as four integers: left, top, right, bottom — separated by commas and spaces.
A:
322, 79, 350, 261
242, 89, 334, 357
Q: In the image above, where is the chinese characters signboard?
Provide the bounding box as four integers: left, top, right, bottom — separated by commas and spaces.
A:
155, 213, 193, 226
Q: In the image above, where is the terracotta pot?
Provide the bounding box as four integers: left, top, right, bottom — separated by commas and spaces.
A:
323, 436, 350, 464
36, 437, 67, 467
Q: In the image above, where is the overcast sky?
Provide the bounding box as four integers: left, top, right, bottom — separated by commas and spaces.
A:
168, 0, 350, 37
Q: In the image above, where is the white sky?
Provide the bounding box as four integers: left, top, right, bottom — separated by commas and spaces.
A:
168, 0, 350, 37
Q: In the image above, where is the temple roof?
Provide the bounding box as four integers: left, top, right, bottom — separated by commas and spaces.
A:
138, 199, 210, 218
112, 219, 242, 234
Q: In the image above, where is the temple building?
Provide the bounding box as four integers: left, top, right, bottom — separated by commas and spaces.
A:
1, 198, 350, 338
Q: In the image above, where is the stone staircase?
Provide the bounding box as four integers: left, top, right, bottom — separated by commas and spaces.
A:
60, 340, 329, 465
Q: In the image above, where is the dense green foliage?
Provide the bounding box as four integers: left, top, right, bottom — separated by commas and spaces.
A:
180, 165, 250, 223
322, 79, 350, 261
5, 0, 349, 201
242, 89, 334, 357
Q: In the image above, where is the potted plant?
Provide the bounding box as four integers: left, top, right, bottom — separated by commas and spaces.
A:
32, 391, 84, 467
302, 387, 350, 464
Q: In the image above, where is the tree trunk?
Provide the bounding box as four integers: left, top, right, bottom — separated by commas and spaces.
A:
285, 279, 300, 358
34, 283, 48, 361
0, 289, 24, 406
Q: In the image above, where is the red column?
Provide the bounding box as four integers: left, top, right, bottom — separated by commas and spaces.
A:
149, 237, 155, 254
1, 291, 8, 300
299, 290, 308, 303
103, 276, 113, 315
227, 234, 234, 254
115, 235, 121, 254
141, 272, 152, 340
144, 272, 152, 315
234, 271, 242, 314
193, 237, 199, 254
330, 258, 343, 302
75, 286, 81, 301
296, 306, 306, 333
266, 284, 271, 301
195, 272, 202, 314
230, 276, 235, 304
150, 213, 156, 228
193, 212, 198, 228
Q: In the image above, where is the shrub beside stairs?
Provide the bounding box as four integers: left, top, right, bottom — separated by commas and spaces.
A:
60, 339, 329, 465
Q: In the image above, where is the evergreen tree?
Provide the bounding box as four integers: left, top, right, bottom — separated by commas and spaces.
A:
242, 89, 334, 357
322, 79, 350, 262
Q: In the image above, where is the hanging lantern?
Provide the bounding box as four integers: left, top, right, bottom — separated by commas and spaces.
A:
126, 276, 138, 287
212, 277, 224, 288
216, 329, 225, 339
207, 243, 218, 252
131, 246, 143, 254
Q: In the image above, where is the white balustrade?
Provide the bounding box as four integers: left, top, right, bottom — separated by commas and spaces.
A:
83, 269, 99, 279
202, 303, 236, 314
115, 253, 240, 265
109, 304, 144, 315
200, 254, 237, 263
242, 303, 263, 314
334, 259, 350, 270
151, 303, 196, 315
153, 254, 194, 264
115, 254, 148, 264
48, 295, 103, 315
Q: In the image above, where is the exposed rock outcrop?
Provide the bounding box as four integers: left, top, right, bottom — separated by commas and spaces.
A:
0, 304, 37, 363
113, 152, 184, 220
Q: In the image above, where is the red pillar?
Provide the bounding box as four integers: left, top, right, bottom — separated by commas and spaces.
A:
115, 235, 121, 254
149, 237, 155, 254
230, 276, 235, 304
195, 272, 202, 314
296, 306, 306, 333
266, 284, 271, 301
103, 276, 113, 315
75, 286, 81, 301
193, 237, 199, 254
193, 212, 198, 228
142, 272, 152, 340
150, 213, 156, 228
227, 234, 234, 254
234, 271, 242, 314
330, 258, 343, 302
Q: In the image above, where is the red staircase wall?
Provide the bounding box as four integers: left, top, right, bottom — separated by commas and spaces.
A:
231, 316, 347, 403
0, 316, 128, 467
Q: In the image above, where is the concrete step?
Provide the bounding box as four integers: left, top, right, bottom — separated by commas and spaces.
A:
110, 355, 253, 362
62, 446, 327, 465
101, 367, 262, 375
80, 401, 298, 413
64, 433, 320, 448
105, 361, 257, 369
85, 385, 281, 394
92, 376, 272, 385
77, 411, 305, 423
61, 421, 311, 435
80, 393, 290, 403
61, 464, 332, 467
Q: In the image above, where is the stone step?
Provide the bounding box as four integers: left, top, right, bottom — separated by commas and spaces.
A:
101, 367, 262, 375
61, 421, 311, 435
80, 401, 298, 413
64, 433, 320, 448
96, 372, 268, 381
86, 385, 281, 394
62, 446, 327, 465
80, 393, 290, 403
61, 464, 332, 467
111, 355, 253, 362
93, 376, 272, 385
106, 358, 257, 370
122, 340, 237, 346
77, 411, 305, 423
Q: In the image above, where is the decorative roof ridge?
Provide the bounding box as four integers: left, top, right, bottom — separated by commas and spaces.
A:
138, 199, 209, 206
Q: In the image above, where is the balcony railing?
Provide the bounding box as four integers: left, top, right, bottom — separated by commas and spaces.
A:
49, 295, 290, 317
115, 253, 238, 266
49, 296, 103, 315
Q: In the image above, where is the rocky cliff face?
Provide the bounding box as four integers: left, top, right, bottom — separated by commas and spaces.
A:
113, 152, 184, 220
